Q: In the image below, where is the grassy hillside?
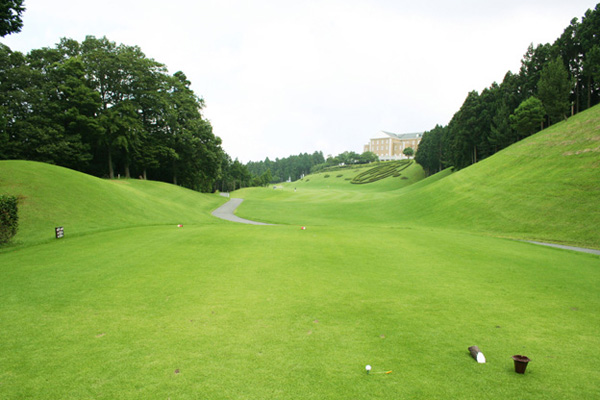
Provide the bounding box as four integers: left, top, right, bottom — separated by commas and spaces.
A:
385, 103, 600, 247
236, 104, 600, 248
0, 160, 226, 246
294, 160, 426, 192
231, 161, 427, 226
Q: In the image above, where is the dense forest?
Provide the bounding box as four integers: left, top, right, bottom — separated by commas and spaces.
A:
416, 4, 600, 176
0, 35, 233, 192
246, 152, 325, 184
0, 3, 253, 192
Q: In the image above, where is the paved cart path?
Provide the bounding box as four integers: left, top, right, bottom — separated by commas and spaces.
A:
212, 198, 273, 225
525, 241, 600, 256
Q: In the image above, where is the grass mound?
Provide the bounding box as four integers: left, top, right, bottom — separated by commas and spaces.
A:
0, 160, 225, 246
289, 161, 425, 192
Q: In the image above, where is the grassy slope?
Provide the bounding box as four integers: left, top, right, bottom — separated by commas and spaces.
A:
231, 162, 428, 226
237, 105, 600, 248
0, 160, 226, 246
384, 104, 600, 246
297, 161, 426, 192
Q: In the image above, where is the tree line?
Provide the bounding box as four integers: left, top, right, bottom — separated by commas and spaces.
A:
246, 151, 326, 184
244, 150, 381, 185
0, 35, 241, 192
416, 4, 600, 176
309, 151, 379, 173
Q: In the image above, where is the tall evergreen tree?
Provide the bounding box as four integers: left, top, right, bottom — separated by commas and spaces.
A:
518, 43, 555, 98
447, 91, 485, 169
577, 4, 600, 109
488, 100, 515, 152
538, 56, 572, 124
415, 125, 446, 176
509, 97, 545, 139
555, 18, 583, 113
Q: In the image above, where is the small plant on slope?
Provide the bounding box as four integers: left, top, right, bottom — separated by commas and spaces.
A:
0, 194, 18, 244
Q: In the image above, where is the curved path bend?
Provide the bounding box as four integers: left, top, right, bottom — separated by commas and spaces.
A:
212, 198, 273, 225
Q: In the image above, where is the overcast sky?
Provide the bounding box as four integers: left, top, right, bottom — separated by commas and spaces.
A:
2, 0, 597, 162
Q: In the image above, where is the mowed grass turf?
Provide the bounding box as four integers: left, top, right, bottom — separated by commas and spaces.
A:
1, 105, 600, 398
0, 160, 226, 246
1, 224, 599, 399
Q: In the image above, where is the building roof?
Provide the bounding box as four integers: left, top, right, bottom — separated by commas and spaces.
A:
378, 131, 423, 140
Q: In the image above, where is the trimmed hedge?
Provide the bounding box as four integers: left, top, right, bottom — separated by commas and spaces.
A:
351, 160, 413, 184
0, 194, 19, 244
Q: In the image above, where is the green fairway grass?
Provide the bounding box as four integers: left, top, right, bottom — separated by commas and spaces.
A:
1, 105, 599, 399
1, 224, 598, 399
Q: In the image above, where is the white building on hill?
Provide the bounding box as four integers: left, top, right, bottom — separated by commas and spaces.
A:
363, 131, 423, 161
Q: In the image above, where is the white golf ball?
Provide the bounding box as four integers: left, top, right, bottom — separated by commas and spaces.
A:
365, 365, 371, 371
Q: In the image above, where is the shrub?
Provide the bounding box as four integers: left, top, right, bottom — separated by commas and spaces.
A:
336, 174, 343, 178
324, 174, 330, 178
0, 194, 19, 244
